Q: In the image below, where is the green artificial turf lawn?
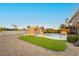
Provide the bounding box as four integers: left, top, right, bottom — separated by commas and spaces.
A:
19, 35, 67, 51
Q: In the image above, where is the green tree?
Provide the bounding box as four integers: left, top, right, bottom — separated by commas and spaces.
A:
27, 26, 30, 29
59, 18, 68, 29
0, 26, 3, 32
47, 28, 54, 33
59, 24, 66, 29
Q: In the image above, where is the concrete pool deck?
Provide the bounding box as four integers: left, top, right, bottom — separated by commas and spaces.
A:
0, 31, 79, 56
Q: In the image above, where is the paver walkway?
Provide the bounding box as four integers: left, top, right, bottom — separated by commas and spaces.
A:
0, 31, 79, 56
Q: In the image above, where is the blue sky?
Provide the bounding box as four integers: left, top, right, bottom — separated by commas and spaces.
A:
0, 3, 79, 29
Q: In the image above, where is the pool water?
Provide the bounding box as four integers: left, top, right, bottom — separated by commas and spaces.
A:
45, 33, 67, 40
36, 33, 67, 40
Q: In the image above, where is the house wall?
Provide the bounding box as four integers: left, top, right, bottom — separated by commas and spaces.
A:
69, 14, 79, 35
70, 14, 79, 26
77, 28, 79, 35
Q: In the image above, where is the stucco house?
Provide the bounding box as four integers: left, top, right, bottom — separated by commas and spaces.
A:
68, 9, 79, 35
27, 26, 44, 36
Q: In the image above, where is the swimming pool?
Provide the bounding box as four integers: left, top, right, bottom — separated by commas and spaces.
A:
36, 33, 67, 40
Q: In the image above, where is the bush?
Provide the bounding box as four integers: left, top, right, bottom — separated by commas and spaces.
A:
0, 28, 3, 32
67, 35, 79, 43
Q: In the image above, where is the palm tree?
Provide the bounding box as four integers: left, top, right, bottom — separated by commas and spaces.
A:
65, 18, 68, 27
12, 24, 18, 30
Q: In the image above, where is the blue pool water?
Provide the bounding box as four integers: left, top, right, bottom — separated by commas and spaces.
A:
36, 33, 67, 40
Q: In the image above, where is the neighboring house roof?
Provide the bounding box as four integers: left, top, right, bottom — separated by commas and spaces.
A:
69, 9, 79, 23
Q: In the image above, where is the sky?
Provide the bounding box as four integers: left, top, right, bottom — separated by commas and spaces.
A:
0, 3, 79, 29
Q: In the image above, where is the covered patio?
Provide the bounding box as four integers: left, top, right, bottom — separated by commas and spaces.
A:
68, 21, 79, 35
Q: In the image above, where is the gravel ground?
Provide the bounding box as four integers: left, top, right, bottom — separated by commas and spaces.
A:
0, 31, 79, 56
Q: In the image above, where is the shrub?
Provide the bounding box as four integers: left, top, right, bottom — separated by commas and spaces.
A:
67, 35, 79, 43
0, 28, 3, 32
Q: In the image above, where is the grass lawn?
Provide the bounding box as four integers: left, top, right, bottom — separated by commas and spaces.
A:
19, 35, 67, 51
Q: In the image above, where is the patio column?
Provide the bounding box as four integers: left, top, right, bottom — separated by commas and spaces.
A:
76, 24, 79, 35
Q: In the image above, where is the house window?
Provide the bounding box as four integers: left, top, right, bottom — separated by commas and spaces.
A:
68, 23, 72, 26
